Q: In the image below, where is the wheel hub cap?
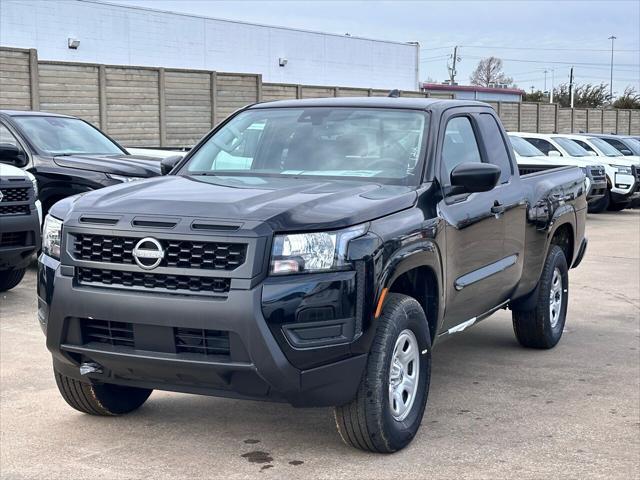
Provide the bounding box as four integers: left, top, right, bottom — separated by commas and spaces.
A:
388, 329, 420, 422
549, 267, 563, 328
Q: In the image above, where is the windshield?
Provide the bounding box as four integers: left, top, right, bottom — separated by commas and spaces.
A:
181, 107, 429, 185
13, 116, 123, 156
552, 137, 590, 157
588, 137, 624, 157
509, 135, 545, 157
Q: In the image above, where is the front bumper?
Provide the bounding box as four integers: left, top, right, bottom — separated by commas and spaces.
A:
585, 178, 607, 202
0, 204, 41, 271
38, 256, 367, 407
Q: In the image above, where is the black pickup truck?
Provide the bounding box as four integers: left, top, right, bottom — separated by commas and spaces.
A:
0, 163, 41, 291
38, 98, 587, 453
0, 110, 163, 215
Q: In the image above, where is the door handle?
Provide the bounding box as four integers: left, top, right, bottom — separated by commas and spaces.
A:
491, 201, 505, 215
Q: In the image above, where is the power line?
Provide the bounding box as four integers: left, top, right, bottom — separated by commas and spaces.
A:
463, 54, 639, 68
459, 44, 640, 53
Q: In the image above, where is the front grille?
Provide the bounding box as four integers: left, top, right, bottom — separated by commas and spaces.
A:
589, 166, 606, 182
72, 234, 247, 271
174, 328, 230, 356
82, 319, 134, 347
0, 187, 29, 203
0, 204, 30, 216
0, 231, 27, 248
76, 267, 231, 294
633, 165, 640, 182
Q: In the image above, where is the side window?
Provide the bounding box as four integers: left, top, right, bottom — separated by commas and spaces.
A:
525, 138, 559, 156
0, 123, 26, 165
441, 116, 482, 182
477, 114, 512, 183
603, 138, 631, 155
573, 139, 595, 153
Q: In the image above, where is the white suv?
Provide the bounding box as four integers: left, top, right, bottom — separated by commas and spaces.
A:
508, 134, 607, 205
511, 132, 639, 212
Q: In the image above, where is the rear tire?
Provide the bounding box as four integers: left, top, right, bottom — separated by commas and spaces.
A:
512, 245, 568, 349
334, 293, 431, 453
0, 268, 26, 292
54, 369, 152, 415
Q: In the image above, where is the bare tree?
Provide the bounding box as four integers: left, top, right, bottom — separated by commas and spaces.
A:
469, 57, 513, 87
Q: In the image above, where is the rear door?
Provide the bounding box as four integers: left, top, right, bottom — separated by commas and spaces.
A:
437, 108, 514, 332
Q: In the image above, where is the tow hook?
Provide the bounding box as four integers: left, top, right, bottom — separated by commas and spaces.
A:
79, 362, 103, 376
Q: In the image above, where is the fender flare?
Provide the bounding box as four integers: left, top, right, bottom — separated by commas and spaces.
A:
373, 240, 445, 333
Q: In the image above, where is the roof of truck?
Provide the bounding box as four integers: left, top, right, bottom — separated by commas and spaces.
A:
250, 96, 491, 111
0, 110, 74, 118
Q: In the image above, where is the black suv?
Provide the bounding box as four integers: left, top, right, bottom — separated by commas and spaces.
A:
0, 110, 163, 215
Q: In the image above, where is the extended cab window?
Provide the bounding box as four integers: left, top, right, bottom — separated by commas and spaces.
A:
477, 113, 511, 183
441, 116, 481, 182
183, 108, 429, 185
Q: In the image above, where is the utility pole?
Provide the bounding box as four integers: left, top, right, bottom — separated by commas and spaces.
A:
550, 68, 554, 104
448, 46, 460, 85
569, 66, 574, 108
530, 85, 535, 94
543, 69, 548, 91
608, 35, 616, 100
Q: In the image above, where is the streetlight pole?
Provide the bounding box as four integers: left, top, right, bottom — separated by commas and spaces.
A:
608, 35, 616, 100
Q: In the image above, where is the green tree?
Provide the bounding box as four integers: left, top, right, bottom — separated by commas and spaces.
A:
612, 87, 640, 109
522, 90, 546, 102
551, 83, 611, 108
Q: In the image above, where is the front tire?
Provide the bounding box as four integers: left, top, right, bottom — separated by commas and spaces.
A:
55, 369, 152, 415
0, 268, 26, 292
512, 245, 568, 349
588, 190, 610, 213
334, 293, 431, 453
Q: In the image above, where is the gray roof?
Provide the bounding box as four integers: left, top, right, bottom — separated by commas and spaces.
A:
250, 96, 490, 111
0, 110, 75, 118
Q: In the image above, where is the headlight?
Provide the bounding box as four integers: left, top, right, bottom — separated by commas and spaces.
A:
270, 224, 367, 275
612, 165, 633, 175
107, 174, 142, 183
25, 172, 38, 199
43, 214, 63, 259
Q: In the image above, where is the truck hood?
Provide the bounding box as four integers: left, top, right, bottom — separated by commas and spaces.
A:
65, 175, 418, 231
52, 154, 162, 177
0, 162, 29, 178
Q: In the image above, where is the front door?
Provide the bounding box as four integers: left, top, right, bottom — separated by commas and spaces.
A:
437, 111, 514, 332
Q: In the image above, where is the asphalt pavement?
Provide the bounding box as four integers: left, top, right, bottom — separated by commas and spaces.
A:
1, 210, 638, 479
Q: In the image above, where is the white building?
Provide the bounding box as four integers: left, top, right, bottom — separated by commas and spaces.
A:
0, 0, 420, 90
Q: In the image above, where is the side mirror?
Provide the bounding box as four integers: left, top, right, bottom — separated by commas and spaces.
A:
587, 151, 597, 156
450, 162, 501, 193
620, 149, 632, 156
0, 143, 27, 167
160, 155, 183, 175
548, 150, 562, 157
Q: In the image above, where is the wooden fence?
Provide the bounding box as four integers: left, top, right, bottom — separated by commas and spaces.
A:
1, 47, 638, 147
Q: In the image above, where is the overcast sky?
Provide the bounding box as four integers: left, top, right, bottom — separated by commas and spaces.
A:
112, 0, 639, 95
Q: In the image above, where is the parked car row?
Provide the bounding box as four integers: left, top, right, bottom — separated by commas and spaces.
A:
507, 132, 640, 213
